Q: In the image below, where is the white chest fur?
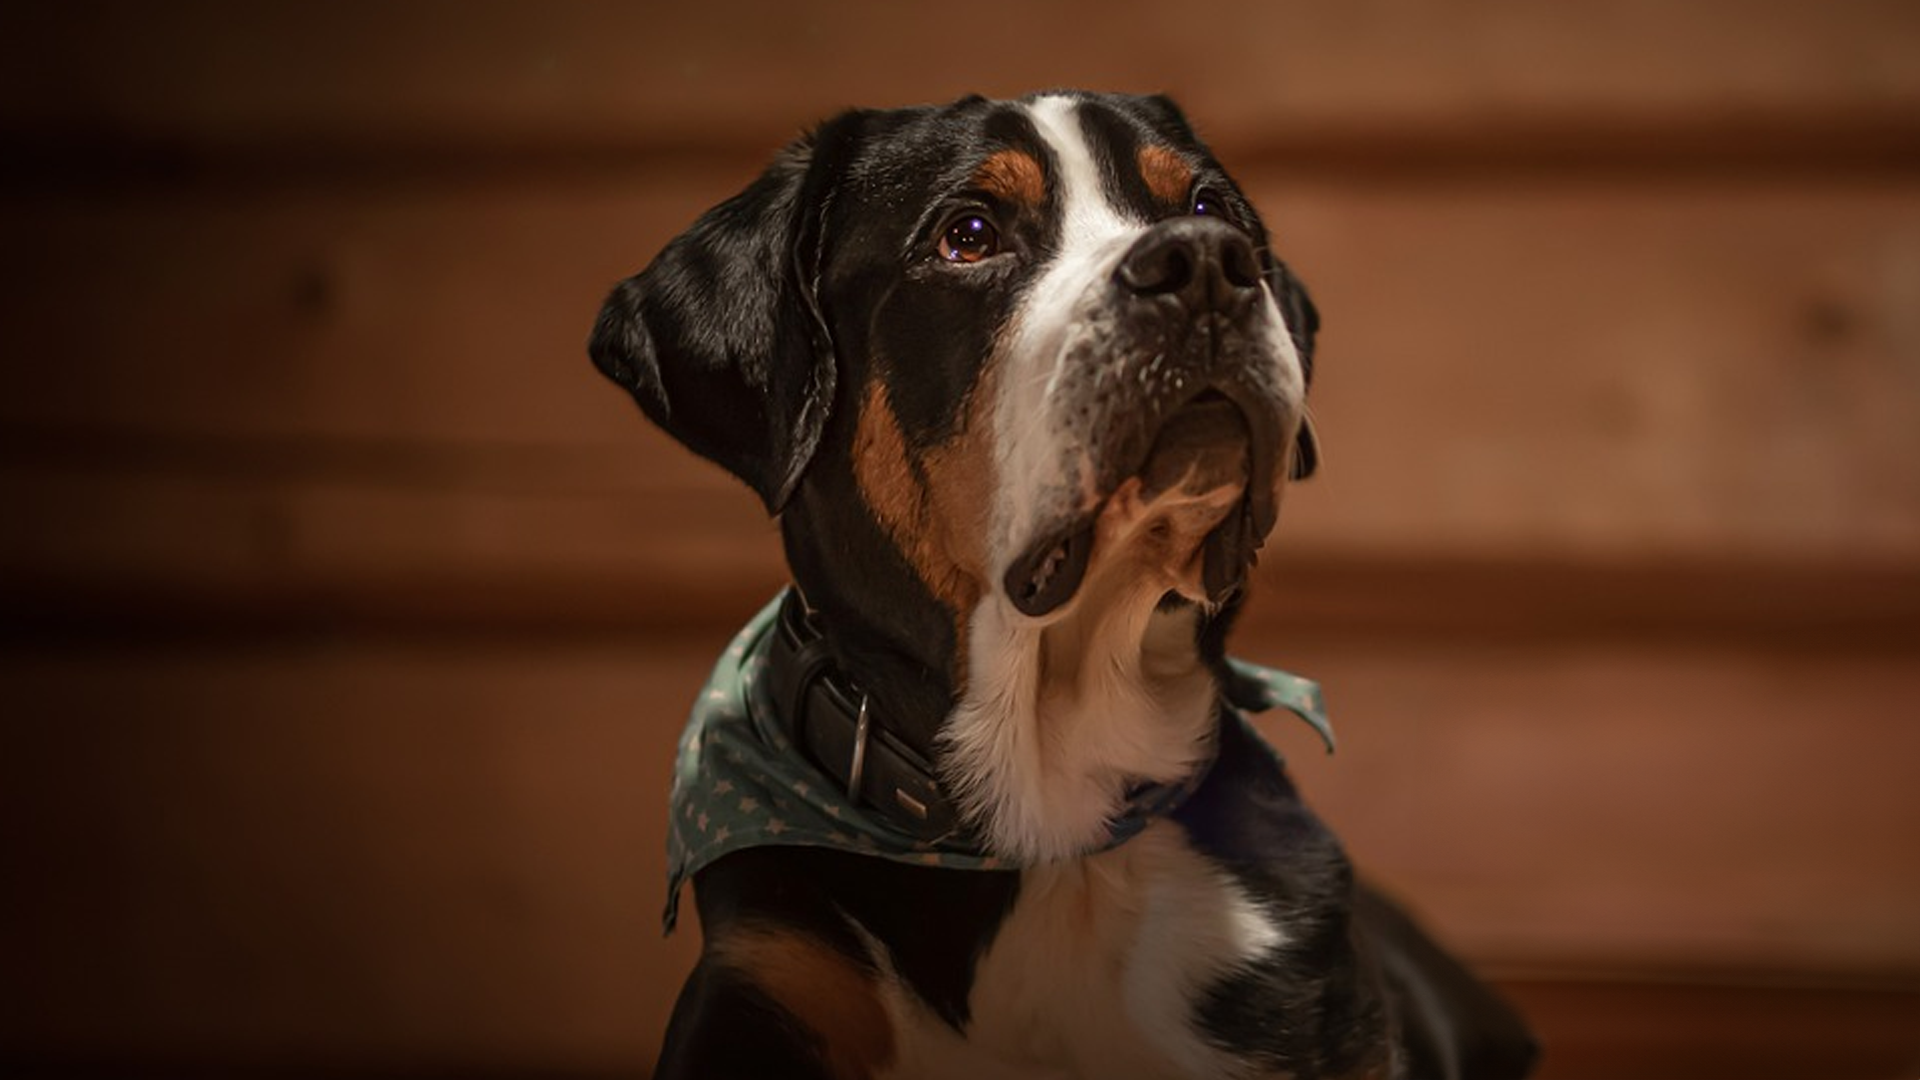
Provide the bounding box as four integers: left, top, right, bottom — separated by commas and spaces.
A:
868, 821, 1288, 1080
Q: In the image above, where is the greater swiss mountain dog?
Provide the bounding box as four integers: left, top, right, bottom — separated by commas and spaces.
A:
591, 91, 1537, 1080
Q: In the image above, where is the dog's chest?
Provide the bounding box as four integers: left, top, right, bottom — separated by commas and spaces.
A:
871, 822, 1287, 1080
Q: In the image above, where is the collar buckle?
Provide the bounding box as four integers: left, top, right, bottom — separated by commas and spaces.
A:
846, 694, 871, 802
766, 589, 965, 844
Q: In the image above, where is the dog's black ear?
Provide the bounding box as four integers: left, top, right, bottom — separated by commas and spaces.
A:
1267, 258, 1322, 480
589, 117, 858, 513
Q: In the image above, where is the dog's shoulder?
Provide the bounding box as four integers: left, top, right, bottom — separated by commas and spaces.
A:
1168, 717, 1399, 1073
672, 845, 1018, 1070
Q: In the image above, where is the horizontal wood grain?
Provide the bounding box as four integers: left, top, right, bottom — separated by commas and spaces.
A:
6, 179, 1918, 603
4, 629, 1917, 1070
6, 1, 1919, 163
0, 636, 716, 1069
1503, 974, 1920, 1080
1258, 639, 1920, 977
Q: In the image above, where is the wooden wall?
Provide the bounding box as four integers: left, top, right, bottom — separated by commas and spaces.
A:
4, 2, 1919, 1076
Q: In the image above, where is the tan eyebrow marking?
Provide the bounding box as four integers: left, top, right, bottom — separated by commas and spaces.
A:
1137, 144, 1194, 205
972, 149, 1046, 206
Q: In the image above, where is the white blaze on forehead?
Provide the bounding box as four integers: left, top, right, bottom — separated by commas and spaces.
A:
1023, 94, 1140, 262
991, 96, 1156, 569
1017, 95, 1147, 355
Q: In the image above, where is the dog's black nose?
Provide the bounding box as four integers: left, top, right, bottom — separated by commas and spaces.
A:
1116, 218, 1260, 307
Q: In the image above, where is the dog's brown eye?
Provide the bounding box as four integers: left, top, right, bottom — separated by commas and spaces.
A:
938, 215, 1000, 263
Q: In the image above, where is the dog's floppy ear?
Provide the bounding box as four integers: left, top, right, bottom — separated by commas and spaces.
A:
589, 116, 859, 513
1267, 258, 1323, 480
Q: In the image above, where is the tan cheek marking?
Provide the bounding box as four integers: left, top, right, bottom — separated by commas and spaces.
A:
973, 149, 1046, 207
710, 927, 895, 1080
852, 381, 992, 618
1137, 144, 1194, 205
920, 372, 999, 601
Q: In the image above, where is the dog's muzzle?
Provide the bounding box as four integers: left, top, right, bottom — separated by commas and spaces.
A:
1005, 218, 1296, 618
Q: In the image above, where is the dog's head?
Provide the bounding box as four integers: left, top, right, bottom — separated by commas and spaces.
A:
594, 92, 1320, 858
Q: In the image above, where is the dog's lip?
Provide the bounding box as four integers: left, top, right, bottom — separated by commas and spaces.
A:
1003, 386, 1282, 618
1005, 516, 1098, 618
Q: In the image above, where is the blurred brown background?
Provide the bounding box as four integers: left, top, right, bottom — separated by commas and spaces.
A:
4, 2, 1919, 1076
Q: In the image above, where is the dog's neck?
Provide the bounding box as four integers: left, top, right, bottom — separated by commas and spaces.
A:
780, 580, 1226, 866
780, 478, 965, 760
939, 578, 1225, 864
783, 474, 1235, 864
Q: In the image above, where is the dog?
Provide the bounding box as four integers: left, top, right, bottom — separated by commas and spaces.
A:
591, 91, 1537, 1080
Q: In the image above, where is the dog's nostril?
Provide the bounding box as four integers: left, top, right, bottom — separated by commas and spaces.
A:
1120, 242, 1193, 296
1118, 221, 1259, 304
1221, 236, 1259, 289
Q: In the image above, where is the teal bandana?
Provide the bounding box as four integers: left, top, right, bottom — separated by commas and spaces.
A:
663, 591, 1335, 932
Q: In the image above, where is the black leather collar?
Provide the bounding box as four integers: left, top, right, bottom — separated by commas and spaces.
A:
764, 590, 965, 844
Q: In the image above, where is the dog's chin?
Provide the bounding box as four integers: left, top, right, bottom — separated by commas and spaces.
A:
1005, 393, 1272, 619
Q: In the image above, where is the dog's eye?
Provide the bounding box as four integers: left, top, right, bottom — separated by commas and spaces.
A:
938, 214, 1000, 264
1191, 188, 1224, 219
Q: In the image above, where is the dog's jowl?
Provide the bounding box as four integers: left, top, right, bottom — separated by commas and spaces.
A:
591, 92, 1536, 1080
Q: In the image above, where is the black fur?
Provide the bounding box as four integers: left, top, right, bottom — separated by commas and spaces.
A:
691, 847, 1020, 1033
655, 957, 840, 1080
588, 113, 862, 512
1177, 716, 1392, 1077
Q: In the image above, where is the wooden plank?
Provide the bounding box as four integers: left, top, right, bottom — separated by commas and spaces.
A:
0, 635, 719, 1068
5, 178, 1919, 593
1502, 974, 1920, 1080
1262, 179, 1920, 564
1254, 637, 1920, 976
0, 455, 784, 634
8, 445, 1920, 646
5, 1, 1919, 160
0, 175, 744, 449
4, 631, 1916, 1067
